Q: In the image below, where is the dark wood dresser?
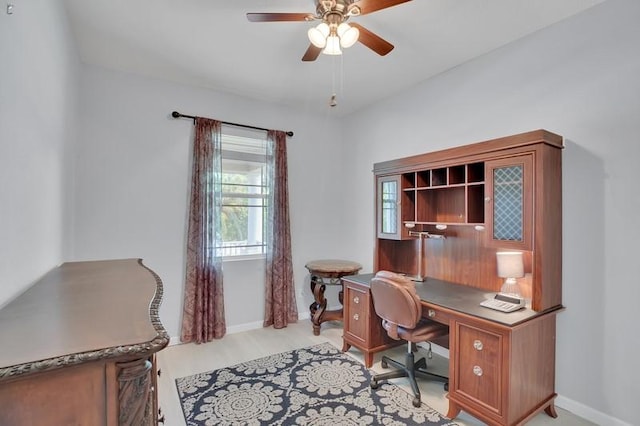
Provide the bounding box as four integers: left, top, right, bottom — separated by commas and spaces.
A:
0, 258, 169, 425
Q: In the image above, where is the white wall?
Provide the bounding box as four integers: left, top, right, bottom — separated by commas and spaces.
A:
341, 0, 639, 424
0, 0, 79, 307
72, 65, 356, 339
6, 0, 635, 423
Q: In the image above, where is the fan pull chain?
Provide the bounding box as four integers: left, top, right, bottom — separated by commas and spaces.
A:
328, 54, 345, 108
329, 54, 337, 107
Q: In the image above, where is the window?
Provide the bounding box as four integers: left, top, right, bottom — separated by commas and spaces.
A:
219, 126, 268, 258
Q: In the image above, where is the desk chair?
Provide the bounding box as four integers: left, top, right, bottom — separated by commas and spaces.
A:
369, 271, 449, 407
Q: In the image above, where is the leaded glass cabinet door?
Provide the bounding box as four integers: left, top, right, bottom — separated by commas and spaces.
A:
377, 175, 403, 240
485, 155, 533, 250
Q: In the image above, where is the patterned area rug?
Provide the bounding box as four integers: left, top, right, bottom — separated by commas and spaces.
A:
176, 342, 458, 425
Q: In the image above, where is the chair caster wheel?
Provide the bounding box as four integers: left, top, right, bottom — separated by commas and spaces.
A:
381, 360, 388, 369
444, 382, 449, 391
370, 380, 379, 389
412, 397, 421, 407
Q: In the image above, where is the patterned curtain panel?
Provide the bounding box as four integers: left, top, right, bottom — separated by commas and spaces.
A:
181, 118, 226, 343
264, 130, 298, 328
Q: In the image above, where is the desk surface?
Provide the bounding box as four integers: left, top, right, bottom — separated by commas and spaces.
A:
343, 273, 561, 327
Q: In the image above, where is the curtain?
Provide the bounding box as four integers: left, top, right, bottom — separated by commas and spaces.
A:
181, 118, 226, 343
264, 130, 298, 328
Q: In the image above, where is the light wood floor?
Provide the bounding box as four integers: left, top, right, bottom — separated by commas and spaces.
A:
157, 321, 593, 426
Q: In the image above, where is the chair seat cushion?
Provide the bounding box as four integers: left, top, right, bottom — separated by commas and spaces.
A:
383, 318, 448, 343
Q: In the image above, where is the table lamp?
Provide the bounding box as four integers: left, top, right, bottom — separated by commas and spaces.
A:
496, 251, 524, 298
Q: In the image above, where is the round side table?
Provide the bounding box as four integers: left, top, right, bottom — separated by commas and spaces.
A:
305, 259, 362, 336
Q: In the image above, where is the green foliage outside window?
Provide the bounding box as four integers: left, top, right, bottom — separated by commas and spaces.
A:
222, 173, 250, 242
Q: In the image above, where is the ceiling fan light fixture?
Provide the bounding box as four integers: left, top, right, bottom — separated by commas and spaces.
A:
308, 22, 330, 48
337, 22, 359, 48
323, 35, 342, 55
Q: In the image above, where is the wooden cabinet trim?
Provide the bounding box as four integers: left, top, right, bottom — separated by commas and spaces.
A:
373, 129, 562, 175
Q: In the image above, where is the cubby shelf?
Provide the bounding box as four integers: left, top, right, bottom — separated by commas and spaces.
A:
398, 163, 486, 227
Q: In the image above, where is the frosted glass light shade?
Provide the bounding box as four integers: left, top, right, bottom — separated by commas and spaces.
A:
337, 23, 359, 48
308, 23, 330, 48
323, 35, 342, 55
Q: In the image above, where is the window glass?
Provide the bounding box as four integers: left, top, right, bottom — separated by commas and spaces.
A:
220, 129, 268, 258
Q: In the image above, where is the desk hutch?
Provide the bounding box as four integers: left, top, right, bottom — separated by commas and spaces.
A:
342, 129, 563, 426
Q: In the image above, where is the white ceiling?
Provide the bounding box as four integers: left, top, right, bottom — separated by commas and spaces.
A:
62, 0, 605, 116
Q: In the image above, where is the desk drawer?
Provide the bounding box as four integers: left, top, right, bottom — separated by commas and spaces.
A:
344, 285, 369, 343
422, 303, 454, 326
455, 321, 503, 416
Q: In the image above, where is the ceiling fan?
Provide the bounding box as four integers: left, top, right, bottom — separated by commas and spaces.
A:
247, 0, 412, 61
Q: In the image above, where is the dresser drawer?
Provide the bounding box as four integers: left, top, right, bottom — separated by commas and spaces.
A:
455, 322, 503, 415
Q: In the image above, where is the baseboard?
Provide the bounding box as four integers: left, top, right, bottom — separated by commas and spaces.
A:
555, 395, 631, 426
298, 311, 311, 320
168, 320, 265, 346
169, 312, 312, 346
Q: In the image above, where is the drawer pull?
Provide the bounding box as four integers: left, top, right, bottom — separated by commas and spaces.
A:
473, 366, 483, 376
427, 309, 436, 318
473, 340, 483, 351
353, 296, 360, 304
353, 313, 359, 321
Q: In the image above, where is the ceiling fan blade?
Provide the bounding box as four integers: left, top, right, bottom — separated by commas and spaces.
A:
350, 23, 394, 56
302, 44, 322, 62
246, 12, 313, 22
352, 0, 412, 16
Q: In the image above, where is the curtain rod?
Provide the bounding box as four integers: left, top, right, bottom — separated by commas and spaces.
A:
171, 111, 294, 137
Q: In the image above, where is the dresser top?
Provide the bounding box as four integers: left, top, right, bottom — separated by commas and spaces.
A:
0, 259, 168, 379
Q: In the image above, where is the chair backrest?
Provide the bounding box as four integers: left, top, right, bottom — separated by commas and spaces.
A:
370, 270, 422, 329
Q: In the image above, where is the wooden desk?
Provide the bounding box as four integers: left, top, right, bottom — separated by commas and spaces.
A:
0, 259, 169, 426
342, 273, 562, 426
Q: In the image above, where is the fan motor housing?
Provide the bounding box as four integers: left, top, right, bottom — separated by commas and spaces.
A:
316, 0, 356, 20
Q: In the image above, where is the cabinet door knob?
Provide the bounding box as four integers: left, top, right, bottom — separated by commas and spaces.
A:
473, 365, 483, 376
473, 340, 483, 351
353, 313, 359, 321
427, 309, 436, 318
157, 368, 162, 377
484, 196, 491, 203
353, 296, 359, 304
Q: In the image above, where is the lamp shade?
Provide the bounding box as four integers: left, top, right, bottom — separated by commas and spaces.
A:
496, 252, 524, 278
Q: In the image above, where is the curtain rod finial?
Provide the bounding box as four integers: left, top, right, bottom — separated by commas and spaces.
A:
171, 111, 180, 118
